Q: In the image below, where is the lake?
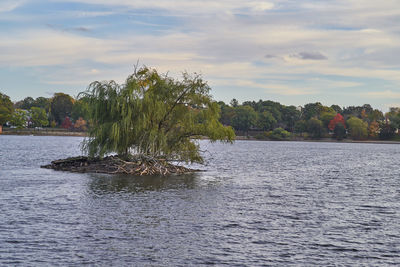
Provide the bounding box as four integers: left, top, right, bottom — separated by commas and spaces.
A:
1, 135, 400, 265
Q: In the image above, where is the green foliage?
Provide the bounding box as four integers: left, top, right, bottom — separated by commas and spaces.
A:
268, 127, 291, 141
369, 109, 384, 122
294, 120, 307, 134
253, 100, 283, 122
320, 111, 337, 128
50, 93, 74, 125
254, 132, 268, 140
230, 98, 239, 107
302, 102, 324, 120
30, 107, 49, 127
227, 99, 300, 133
231, 105, 257, 133
347, 117, 368, 140
71, 97, 89, 121
379, 122, 396, 140
333, 123, 346, 140
0, 92, 13, 125
33, 97, 51, 113
256, 110, 276, 131
10, 109, 28, 128
218, 101, 235, 126
281, 106, 301, 131
386, 108, 400, 130
302, 102, 335, 121
15, 96, 50, 112
81, 67, 235, 163
307, 118, 323, 139
343, 104, 373, 120
330, 104, 342, 114
19, 97, 35, 110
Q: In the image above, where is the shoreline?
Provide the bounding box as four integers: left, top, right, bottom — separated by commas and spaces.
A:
234, 136, 400, 145
1, 129, 86, 137
2, 130, 400, 144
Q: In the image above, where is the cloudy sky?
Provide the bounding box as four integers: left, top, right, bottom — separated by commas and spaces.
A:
1, 0, 400, 110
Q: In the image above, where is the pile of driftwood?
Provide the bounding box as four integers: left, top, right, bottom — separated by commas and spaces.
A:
41, 155, 195, 176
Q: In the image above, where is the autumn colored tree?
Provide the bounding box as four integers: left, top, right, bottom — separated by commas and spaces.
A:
61, 117, 73, 129
321, 111, 337, 129
74, 117, 87, 131
328, 113, 346, 131
361, 109, 368, 121
368, 121, 380, 138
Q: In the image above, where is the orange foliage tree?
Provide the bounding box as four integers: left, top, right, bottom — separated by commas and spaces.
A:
74, 117, 87, 131
368, 121, 380, 138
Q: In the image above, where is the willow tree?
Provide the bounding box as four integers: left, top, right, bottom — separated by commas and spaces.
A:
81, 67, 235, 163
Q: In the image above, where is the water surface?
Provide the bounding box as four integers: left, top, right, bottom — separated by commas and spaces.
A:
1, 135, 400, 265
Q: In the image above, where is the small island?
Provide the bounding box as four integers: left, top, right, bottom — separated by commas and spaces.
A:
41, 156, 194, 175
41, 66, 235, 175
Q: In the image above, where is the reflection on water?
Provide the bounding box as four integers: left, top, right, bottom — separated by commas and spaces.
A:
87, 173, 201, 194
1, 136, 400, 266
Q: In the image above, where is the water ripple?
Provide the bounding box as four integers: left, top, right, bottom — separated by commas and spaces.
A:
1, 136, 400, 265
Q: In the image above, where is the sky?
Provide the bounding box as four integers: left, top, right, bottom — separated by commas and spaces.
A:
1, 0, 400, 111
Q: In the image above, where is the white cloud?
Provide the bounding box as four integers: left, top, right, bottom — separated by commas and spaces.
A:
264, 84, 318, 96
0, 30, 116, 66
0, 0, 25, 13
49, 0, 275, 15
3, 0, 400, 109
365, 90, 400, 99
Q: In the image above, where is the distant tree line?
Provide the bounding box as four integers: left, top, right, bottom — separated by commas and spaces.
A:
0, 92, 88, 131
1, 91, 400, 141
218, 99, 400, 141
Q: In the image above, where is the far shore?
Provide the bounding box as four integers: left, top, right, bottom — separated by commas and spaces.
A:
236, 136, 400, 144
1, 128, 86, 137
2, 128, 400, 144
